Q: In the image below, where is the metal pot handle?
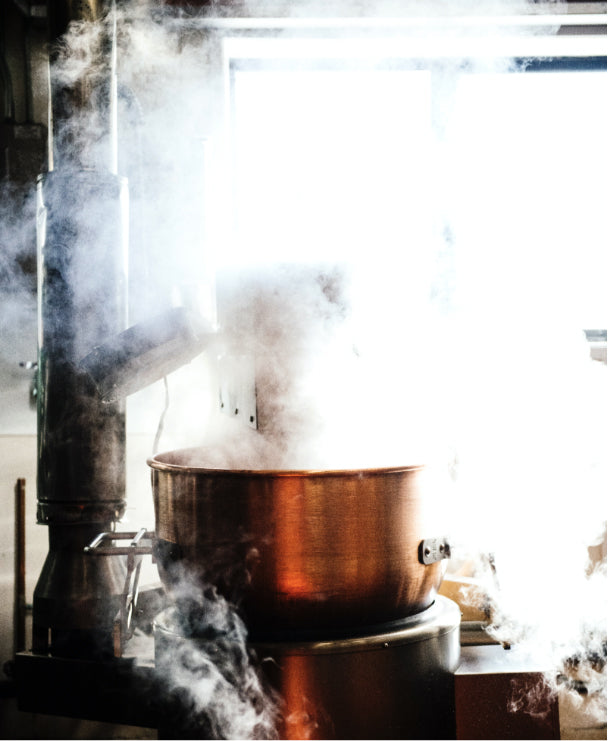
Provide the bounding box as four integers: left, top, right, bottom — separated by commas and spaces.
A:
419, 537, 451, 565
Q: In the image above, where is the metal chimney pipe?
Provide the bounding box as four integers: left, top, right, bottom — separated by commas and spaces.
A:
32, 0, 129, 658
47, 0, 116, 173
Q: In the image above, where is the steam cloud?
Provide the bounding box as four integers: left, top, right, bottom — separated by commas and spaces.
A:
156, 575, 280, 739
120, 1, 606, 728
1, 0, 605, 735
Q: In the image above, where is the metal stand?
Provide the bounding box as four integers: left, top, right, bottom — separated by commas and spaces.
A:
85, 529, 156, 657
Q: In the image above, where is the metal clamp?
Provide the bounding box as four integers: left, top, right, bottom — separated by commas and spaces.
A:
85, 529, 156, 657
85, 528, 155, 557
419, 537, 451, 565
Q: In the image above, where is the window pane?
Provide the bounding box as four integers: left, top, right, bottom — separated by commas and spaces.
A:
443, 70, 606, 327
229, 60, 606, 327
230, 68, 432, 268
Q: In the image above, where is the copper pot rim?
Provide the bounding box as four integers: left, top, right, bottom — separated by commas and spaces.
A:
147, 447, 426, 478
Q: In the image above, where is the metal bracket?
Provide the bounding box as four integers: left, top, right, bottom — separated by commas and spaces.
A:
85, 529, 155, 657
218, 353, 258, 429
85, 528, 155, 557
419, 537, 451, 565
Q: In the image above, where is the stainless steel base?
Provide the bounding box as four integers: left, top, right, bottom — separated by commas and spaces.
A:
154, 595, 461, 740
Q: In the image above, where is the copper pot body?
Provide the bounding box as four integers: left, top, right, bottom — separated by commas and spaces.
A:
148, 448, 447, 633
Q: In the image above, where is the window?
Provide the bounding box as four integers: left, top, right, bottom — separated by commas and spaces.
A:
212, 14, 606, 331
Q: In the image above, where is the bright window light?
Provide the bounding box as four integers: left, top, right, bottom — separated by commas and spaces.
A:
225, 39, 606, 328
